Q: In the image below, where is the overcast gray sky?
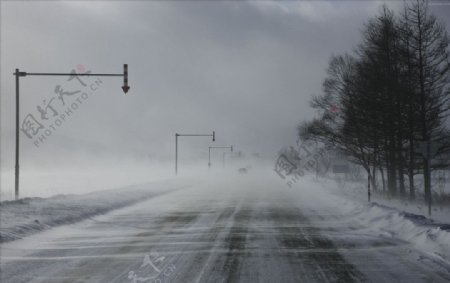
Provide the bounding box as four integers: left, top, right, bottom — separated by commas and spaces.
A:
1, 1, 450, 169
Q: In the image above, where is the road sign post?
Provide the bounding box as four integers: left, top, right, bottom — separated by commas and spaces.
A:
175, 131, 215, 175
13, 65, 129, 200
122, 64, 129, 93
208, 145, 233, 167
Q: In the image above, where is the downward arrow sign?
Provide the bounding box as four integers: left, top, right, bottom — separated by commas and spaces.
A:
122, 85, 130, 93
122, 64, 130, 94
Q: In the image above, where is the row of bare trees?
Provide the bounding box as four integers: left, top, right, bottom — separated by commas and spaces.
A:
299, 1, 450, 201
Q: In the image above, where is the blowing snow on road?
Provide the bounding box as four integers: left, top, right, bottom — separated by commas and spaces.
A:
1, 172, 449, 283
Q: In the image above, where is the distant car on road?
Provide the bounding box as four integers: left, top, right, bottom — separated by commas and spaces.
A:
238, 168, 248, 174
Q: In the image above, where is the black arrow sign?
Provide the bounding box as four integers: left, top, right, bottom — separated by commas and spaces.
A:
122, 64, 130, 94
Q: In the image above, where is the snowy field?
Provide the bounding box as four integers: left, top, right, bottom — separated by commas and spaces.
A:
1, 167, 450, 282
0, 163, 176, 201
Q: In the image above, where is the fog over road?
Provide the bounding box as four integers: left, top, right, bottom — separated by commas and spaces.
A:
1, 172, 449, 283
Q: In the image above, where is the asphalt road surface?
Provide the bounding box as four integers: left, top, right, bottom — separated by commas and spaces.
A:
1, 173, 449, 282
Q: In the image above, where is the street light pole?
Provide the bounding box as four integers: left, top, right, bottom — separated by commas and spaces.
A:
175, 131, 215, 175
13, 65, 129, 200
208, 145, 233, 167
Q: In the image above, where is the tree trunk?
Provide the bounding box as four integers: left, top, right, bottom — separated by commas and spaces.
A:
398, 151, 406, 197
408, 138, 415, 199
380, 166, 386, 191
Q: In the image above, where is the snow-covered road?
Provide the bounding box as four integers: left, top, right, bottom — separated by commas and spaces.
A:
1, 172, 449, 282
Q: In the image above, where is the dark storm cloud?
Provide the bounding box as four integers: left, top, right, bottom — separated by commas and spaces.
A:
1, 1, 449, 168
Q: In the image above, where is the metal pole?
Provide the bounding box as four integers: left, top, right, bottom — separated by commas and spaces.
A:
15, 69, 20, 200
175, 134, 178, 176
176, 132, 215, 173
23, 72, 123, 77
208, 147, 211, 167
208, 146, 232, 168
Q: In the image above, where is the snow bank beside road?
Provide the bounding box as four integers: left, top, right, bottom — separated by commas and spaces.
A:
0, 180, 182, 243
289, 176, 450, 266
352, 201, 450, 263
